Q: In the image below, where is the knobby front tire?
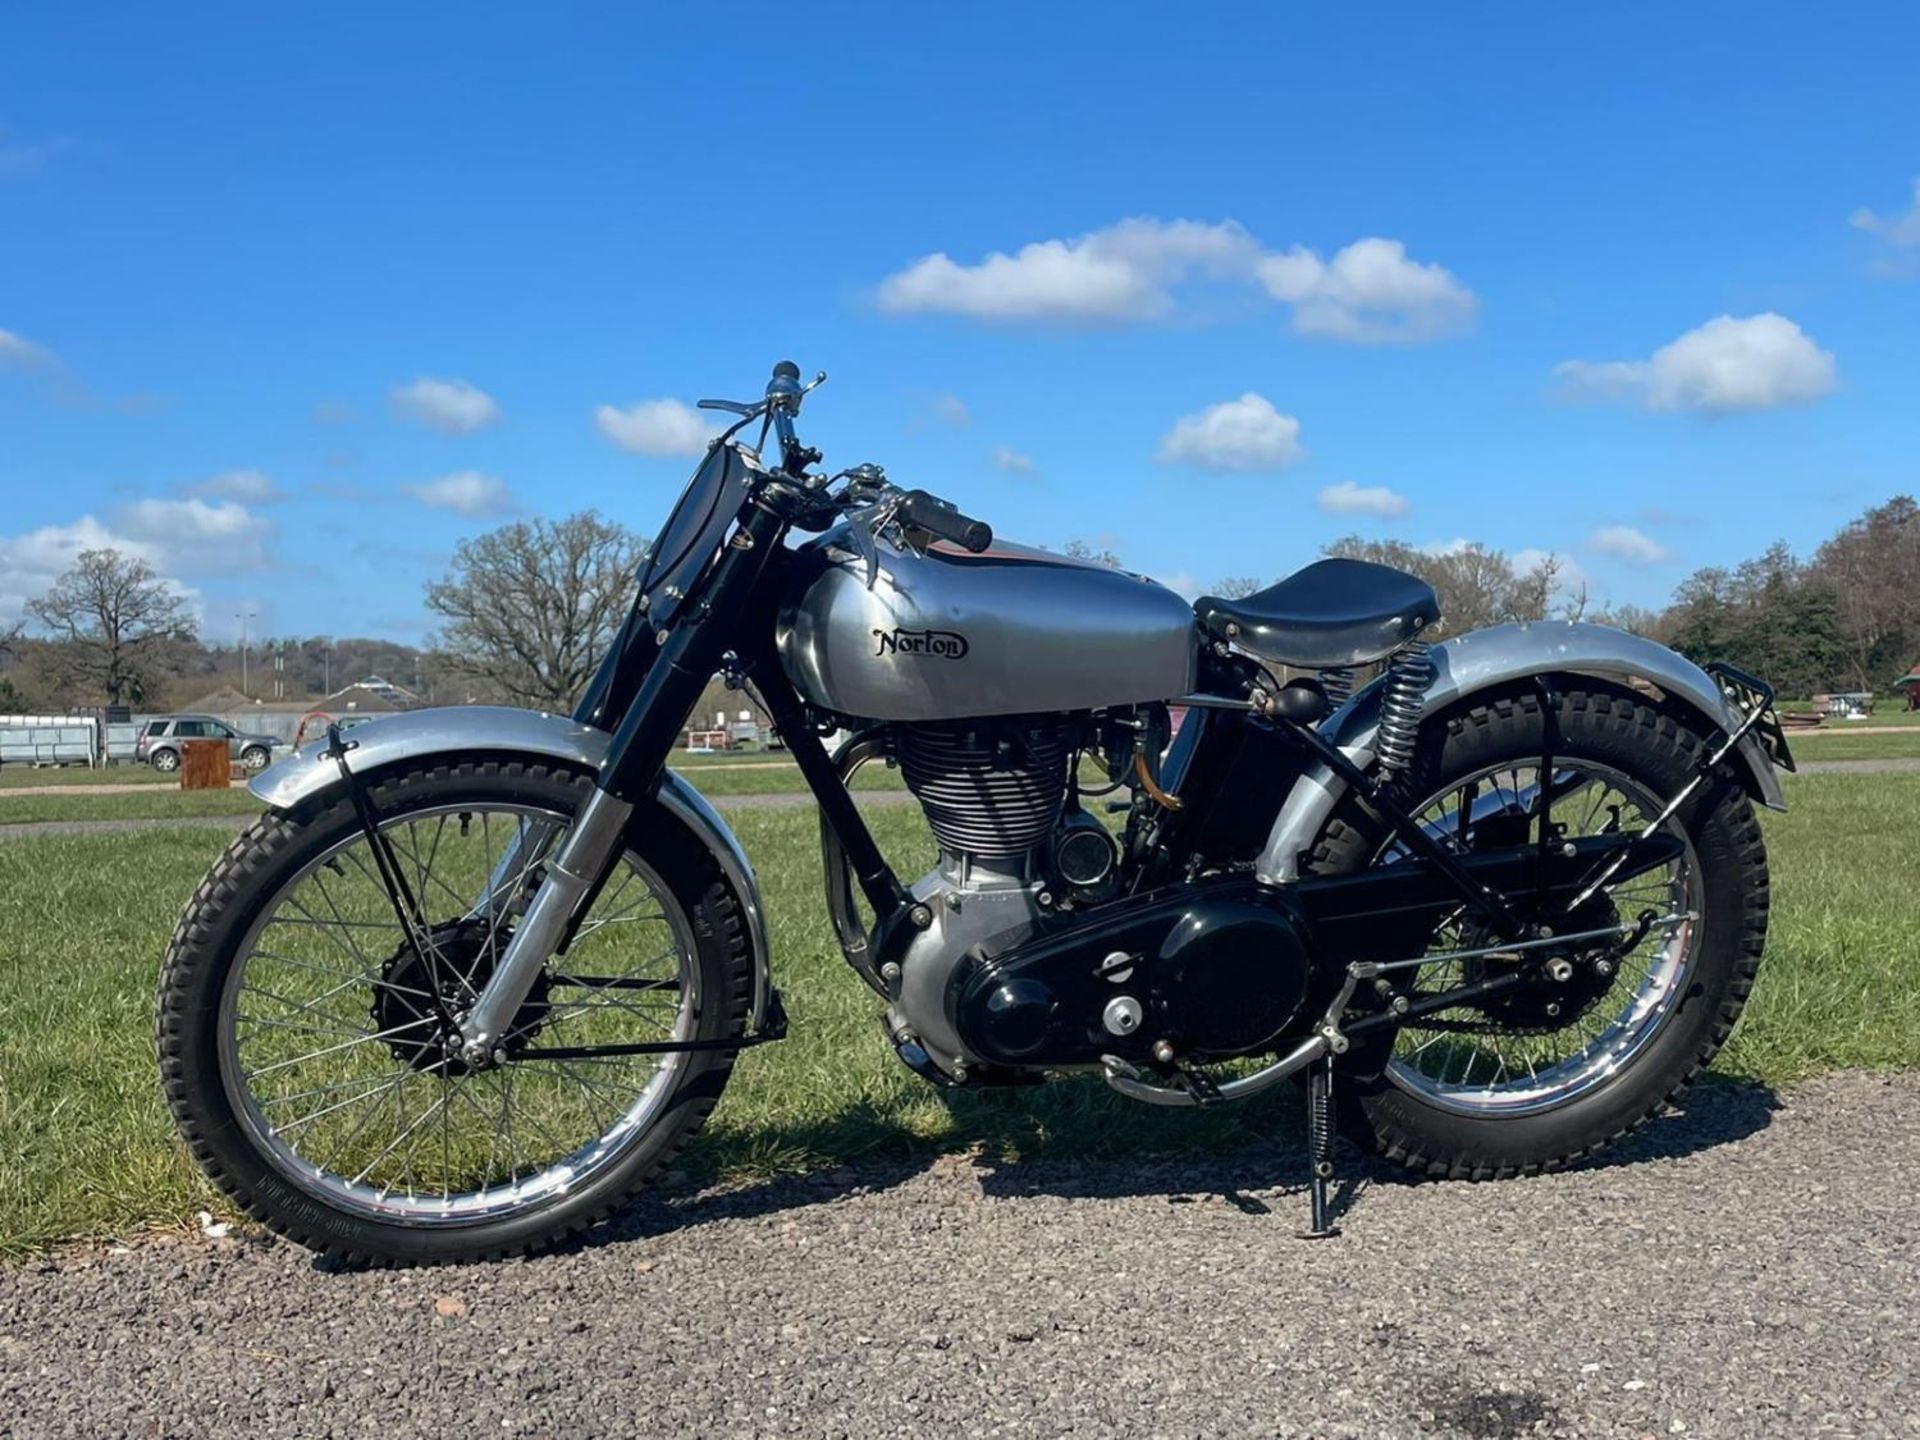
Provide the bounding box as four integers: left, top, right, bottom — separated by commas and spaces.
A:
156, 758, 752, 1266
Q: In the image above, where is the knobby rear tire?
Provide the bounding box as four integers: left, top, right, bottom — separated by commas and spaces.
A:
155, 758, 753, 1266
1305, 682, 1771, 1181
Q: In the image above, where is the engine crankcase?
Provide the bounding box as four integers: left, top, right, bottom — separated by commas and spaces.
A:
947, 884, 1313, 1071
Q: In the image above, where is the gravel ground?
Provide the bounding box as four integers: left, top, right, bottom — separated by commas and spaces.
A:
2, 1072, 1914, 1438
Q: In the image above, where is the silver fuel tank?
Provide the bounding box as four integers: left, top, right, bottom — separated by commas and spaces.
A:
776, 529, 1198, 722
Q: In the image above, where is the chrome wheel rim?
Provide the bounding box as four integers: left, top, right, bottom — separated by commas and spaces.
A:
217, 801, 700, 1225
1380, 759, 1700, 1118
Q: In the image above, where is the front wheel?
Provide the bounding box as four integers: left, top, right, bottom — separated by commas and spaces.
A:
1307, 683, 1771, 1179
157, 758, 752, 1264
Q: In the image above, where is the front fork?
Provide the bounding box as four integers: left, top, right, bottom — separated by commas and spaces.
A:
452, 499, 790, 1067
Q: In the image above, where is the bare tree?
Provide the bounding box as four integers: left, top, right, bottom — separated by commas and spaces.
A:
1064, 538, 1124, 569
26, 549, 196, 705
1211, 576, 1264, 599
424, 511, 640, 710
1322, 536, 1572, 634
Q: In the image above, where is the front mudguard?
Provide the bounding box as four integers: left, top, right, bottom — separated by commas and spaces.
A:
1256, 621, 1788, 884
249, 706, 774, 1029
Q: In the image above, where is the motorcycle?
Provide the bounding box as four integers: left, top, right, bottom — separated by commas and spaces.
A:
158, 362, 1795, 1263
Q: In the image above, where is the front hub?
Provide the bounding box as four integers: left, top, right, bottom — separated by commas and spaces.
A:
371, 918, 552, 1076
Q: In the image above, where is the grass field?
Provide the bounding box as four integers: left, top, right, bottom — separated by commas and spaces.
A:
0, 756, 907, 825
11, 726, 1920, 829
1783, 728, 1920, 761
0, 771, 1915, 1255
0, 764, 176, 788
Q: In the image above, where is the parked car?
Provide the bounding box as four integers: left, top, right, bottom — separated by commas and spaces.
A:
137, 715, 284, 773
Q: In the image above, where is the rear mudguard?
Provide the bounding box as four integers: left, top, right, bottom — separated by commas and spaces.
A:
1257, 621, 1788, 884
249, 706, 773, 1029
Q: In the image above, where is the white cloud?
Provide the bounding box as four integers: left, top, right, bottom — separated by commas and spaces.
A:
1155, 570, 1204, 601
1316, 480, 1409, 519
1256, 238, 1477, 342
877, 218, 1259, 324
594, 398, 716, 457
114, 497, 275, 576
184, 469, 285, 504
0, 517, 147, 623
1555, 313, 1837, 415
0, 327, 52, 370
402, 471, 516, 517
1156, 393, 1304, 473
0, 497, 270, 620
875, 219, 1473, 342
0, 126, 81, 179
991, 445, 1034, 473
390, 376, 500, 434
1588, 524, 1672, 566
934, 393, 971, 426
1420, 537, 1477, 557
1851, 178, 1920, 247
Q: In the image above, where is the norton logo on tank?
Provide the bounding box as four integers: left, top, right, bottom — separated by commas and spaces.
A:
872, 627, 970, 660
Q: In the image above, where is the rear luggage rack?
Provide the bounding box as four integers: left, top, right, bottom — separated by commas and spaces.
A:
1704, 661, 1796, 774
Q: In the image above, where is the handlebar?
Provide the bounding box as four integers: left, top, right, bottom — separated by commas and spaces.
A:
897, 488, 993, 553
702, 364, 993, 552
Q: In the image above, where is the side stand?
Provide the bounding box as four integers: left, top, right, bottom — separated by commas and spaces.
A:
1299, 1055, 1341, 1240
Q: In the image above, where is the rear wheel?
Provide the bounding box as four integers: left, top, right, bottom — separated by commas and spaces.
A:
150, 747, 180, 772
157, 758, 751, 1264
1307, 683, 1770, 1179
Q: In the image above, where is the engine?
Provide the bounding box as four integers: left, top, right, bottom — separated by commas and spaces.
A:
881, 714, 1310, 1081
950, 888, 1312, 1071
897, 722, 1071, 862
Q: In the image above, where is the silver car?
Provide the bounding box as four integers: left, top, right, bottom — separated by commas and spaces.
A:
137, 715, 283, 773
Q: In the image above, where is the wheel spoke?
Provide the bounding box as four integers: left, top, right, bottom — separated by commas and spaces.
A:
1380, 754, 1702, 1117
222, 799, 703, 1223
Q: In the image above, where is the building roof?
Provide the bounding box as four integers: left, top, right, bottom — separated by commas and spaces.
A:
183, 685, 258, 713
314, 676, 423, 713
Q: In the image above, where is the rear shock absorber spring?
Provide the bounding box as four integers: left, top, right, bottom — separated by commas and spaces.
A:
1375, 640, 1434, 778
1318, 667, 1356, 705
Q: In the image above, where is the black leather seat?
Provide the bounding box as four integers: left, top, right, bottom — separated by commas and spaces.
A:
1193, 558, 1439, 669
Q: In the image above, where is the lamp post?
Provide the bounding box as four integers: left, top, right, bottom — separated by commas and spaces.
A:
235, 611, 256, 697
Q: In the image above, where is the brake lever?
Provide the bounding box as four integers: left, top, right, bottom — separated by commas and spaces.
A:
697, 398, 763, 417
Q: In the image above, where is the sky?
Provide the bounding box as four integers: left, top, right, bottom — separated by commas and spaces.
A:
3, 4, 1918, 644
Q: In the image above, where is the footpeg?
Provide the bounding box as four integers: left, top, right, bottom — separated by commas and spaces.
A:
1171, 1065, 1224, 1105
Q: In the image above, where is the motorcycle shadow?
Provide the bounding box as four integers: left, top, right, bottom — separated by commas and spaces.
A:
972, 1073, 1783, 1225
564, 1074, 1780, 1257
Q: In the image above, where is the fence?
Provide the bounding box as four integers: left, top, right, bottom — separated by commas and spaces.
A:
2, 714, 150, 767
0, 715, 101, 767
